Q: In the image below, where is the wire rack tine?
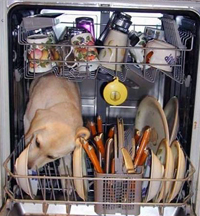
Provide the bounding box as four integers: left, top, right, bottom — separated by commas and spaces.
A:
60, 157, 67, 201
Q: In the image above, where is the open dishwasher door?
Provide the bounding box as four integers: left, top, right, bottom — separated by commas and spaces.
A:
1, 0, 200, 216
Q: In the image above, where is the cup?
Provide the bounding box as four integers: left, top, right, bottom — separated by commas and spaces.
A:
144, 27, 165, 41
99, 29, 128, 72
42, 27, 57, 43
76, 17, 95, 40
145, 39, 180, 72
65, 32, 99, 72
27, 34, 52, 73
129, 32, 147, 68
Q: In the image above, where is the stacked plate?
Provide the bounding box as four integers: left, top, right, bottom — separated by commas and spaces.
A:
137, 96, 186, 202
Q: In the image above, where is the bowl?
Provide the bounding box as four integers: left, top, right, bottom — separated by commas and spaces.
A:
155, 139, 175, 202
14, 145, 38, 199
167, 140, 186, 202
143, 150, 164, 202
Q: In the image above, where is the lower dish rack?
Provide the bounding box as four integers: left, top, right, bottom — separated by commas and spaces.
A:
3, 136, 195, 216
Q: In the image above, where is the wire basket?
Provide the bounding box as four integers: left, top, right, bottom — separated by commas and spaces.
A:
17, 17, 194, 84
3, 135, 195, 216
94, 168, 143, 215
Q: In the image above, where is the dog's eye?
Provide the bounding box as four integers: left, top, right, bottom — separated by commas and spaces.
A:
47, 155, 56, 159
36, 140, 40, 148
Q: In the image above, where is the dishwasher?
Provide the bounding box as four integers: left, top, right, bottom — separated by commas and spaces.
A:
0, 1, 200, 216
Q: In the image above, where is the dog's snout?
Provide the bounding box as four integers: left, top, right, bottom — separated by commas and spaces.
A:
28, 161, 34, 170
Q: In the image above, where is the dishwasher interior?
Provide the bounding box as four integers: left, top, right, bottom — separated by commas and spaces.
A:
3, 4, 199, 216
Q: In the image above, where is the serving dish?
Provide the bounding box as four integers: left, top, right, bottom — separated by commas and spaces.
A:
135, 96, 169, 153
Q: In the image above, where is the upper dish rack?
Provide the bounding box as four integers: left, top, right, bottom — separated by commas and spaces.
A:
17, 17, 194, 84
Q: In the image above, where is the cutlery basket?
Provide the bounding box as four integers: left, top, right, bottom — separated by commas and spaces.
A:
94, 167, 143, 216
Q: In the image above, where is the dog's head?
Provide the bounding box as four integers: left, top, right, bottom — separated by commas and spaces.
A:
25, 109, 90, 169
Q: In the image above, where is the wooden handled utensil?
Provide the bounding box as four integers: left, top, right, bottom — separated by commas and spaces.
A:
134, 129, 141, 147
105, 138, 114, 173
121, 147, 135, 174
79, 137, 103, 173
138, 149, 149, 166
133, 128, 151, 168
90, 121, 97, 137
94, 134, 105, 158
108, 126, 115, 138
97, 115, 103, 134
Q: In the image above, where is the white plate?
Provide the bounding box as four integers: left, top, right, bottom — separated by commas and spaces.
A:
142, 151, 151, 199
168, 140, 186, 202
73, 145, 88, 201
14, 145, 38, 199
155, 139, 175, 202
144, 150, 164, 202
135, 96, 169, 153
164, 96, 179, 144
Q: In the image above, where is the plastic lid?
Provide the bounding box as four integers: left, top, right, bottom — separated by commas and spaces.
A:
128, 31, 140, 46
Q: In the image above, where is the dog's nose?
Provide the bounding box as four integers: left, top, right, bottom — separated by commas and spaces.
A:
28, 161, 34, 169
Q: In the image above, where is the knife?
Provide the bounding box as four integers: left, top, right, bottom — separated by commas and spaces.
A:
90, 121, 97, 137
133, 127, 151, 168
97, 115, 103, 134
94, 134, 105, 158
79, 137, 103, 173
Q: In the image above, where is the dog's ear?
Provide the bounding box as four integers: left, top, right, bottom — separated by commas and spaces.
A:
75, 127, 90, 146
25, 109, 48, 141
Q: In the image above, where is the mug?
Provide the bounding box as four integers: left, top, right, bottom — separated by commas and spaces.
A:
65, 32, 99, 72
145, 39, 180, 72
129, 32, 147, 67
99, 29, 128, 72
27, 34, 52, 73
144, 27, 165, 41
76, 17, 95, 39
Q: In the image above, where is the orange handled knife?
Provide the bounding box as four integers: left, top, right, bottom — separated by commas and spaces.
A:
108, 126, 115, 138
94, 134, 105, 158
133, 127, 151, 168
80, 137, 103, 173
97, 115, 103, 134
90, 121, 97, 137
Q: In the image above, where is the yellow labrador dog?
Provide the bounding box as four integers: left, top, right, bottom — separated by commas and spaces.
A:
24, 74, 90, 169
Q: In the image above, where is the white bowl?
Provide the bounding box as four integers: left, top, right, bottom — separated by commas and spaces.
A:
143, 150, 164, 202
155, 139, 175, 202
14, 145, 38, 199
167, 140, 186, 202
164, 96, 179, 144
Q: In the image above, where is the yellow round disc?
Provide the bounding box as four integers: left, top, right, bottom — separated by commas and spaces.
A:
103, 77, 128, 106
